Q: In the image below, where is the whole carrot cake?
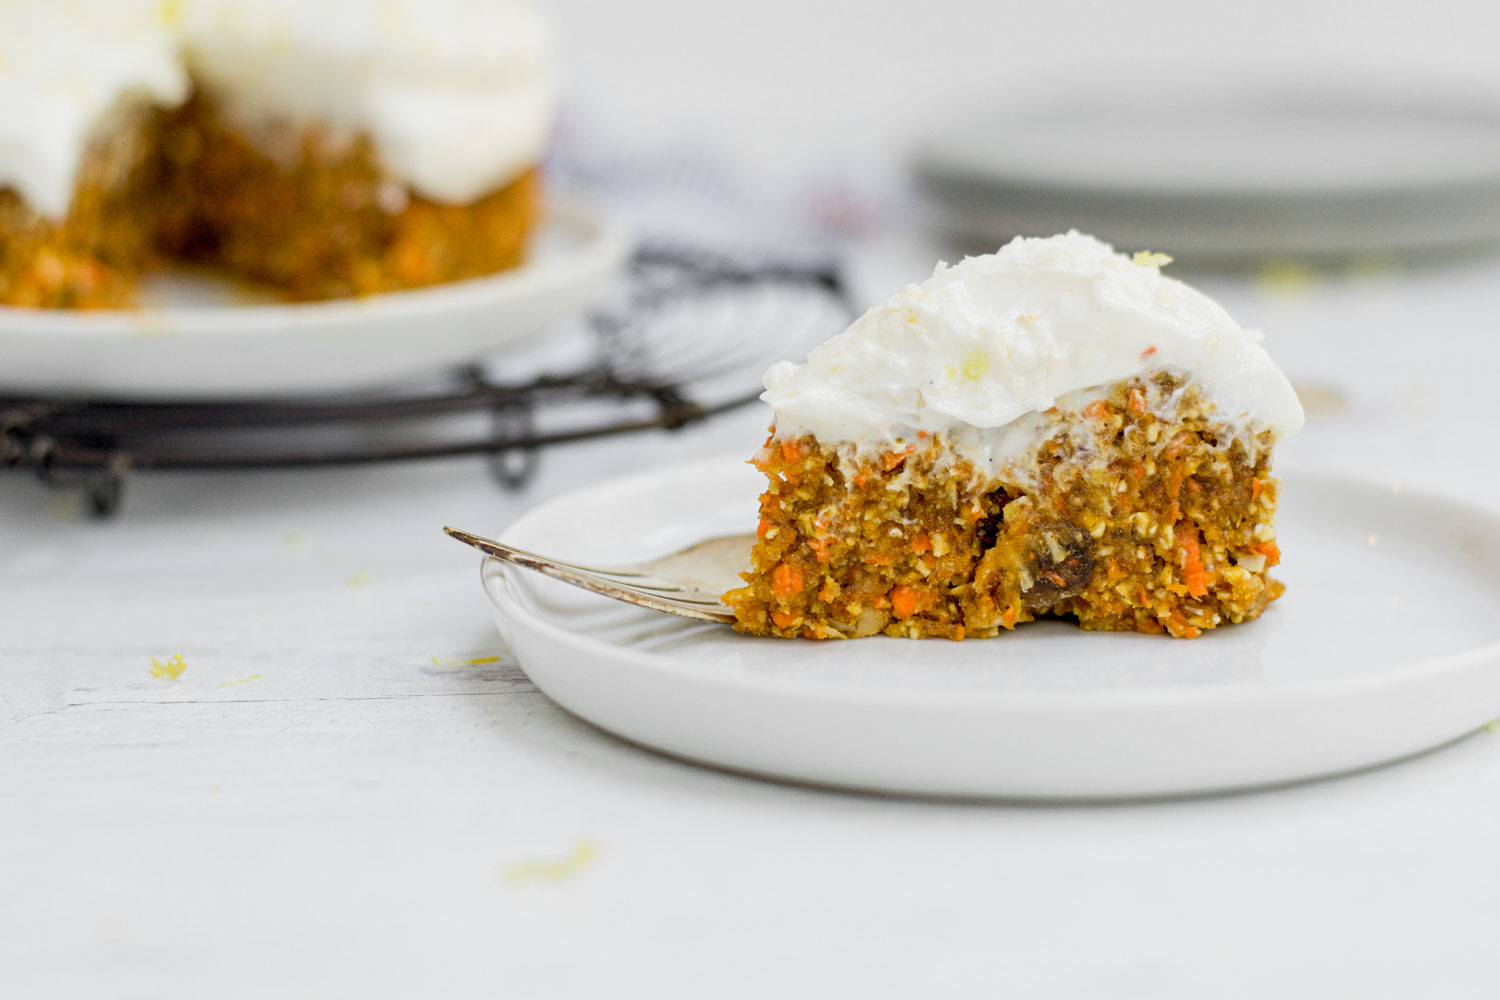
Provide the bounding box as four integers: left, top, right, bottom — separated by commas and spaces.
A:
0, 0, 556, 309
725, 233, 1305, 640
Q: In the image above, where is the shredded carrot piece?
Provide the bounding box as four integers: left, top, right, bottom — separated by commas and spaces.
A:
780, 439, 803, 462
1084, 400, 1111, 421
1044, 571, 1068, 587
1254, 540, 1281, 566
1001, 606, 1018, 628
1127, 388, 1147, 414
1179, 528, 1210, 598
889, 585, 920, 619
756, 517, 771, 539
771, 563, 804, 596
1166, 463, 1184, 502
1167, 612, 1202, 639
882, 450, 908, 472
910, 533, 932, 553
863, 551, 895, 566
807, 536, 833, 563
1141, 345, 1158, 357
1128, 462, 1146, 480
1251, 477, 1263, 501
771, 611, 798, 628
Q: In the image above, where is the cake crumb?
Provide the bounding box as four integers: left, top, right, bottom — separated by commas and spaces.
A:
151, 654, 187, 680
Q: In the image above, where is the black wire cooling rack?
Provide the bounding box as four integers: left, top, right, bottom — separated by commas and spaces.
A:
0, 247, 853, 516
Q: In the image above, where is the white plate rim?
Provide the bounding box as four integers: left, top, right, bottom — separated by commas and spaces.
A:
911, 100, 1500, 198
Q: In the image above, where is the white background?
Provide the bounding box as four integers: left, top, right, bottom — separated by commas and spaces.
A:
543, 0, 1500, 175
6, 1, 1500, 996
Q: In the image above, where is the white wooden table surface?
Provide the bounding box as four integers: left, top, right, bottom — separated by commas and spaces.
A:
5, 249, 1500, 998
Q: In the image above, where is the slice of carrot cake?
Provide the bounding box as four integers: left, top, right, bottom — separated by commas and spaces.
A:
0, 0, 556, 308
160, 0, 555, 300
725, 232, 1305, 640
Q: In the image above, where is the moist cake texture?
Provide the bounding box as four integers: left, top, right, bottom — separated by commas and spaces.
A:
152, 94, 541, 300
0, 0, 555, 308
725, 233, 1304, 640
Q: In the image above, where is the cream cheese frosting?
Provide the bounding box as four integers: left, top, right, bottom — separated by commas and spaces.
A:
0, 0, 188, 219
0, 0, 555, 218
763, 232, 1304, 469
181, 0, 557, 204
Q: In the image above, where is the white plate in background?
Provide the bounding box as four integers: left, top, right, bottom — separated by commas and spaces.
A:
914, 101, 1500, 259
0, 200, 628, 400
479, 456, 1500, 800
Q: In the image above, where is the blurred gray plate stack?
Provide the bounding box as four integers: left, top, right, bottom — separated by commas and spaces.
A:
913, 100, 1500, 260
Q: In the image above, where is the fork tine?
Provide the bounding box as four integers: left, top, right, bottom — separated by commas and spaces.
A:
443, 527, 652, 578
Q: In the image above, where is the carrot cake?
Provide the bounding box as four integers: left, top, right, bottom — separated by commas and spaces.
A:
0, 0, 556, 309
725, 232, 1305, 640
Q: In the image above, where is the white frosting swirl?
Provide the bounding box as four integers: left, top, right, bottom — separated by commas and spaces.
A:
0, 0, 188, 219
763, 232, 1304, 464
181, 0, 557, 203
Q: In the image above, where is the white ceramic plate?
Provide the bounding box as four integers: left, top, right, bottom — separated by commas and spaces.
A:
912, 101, 1500, 258
0, 200, 629, 400
481, 457, 1500, 800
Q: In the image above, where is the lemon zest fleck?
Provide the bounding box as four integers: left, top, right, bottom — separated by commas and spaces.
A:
151, 654, 187, 680
347, 571, 371, 588
216, 673, 264, 691
1254, 258, 1317, 301
502, 839, 599, 885
960, 349, 990, 381
430, 655, 503, 667
48, 495, 81, 519
1485, 719, 1499, 734
1132, 250, 1173, 269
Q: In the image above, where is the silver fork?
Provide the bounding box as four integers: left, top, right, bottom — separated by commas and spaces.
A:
443, 526, 754, 624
